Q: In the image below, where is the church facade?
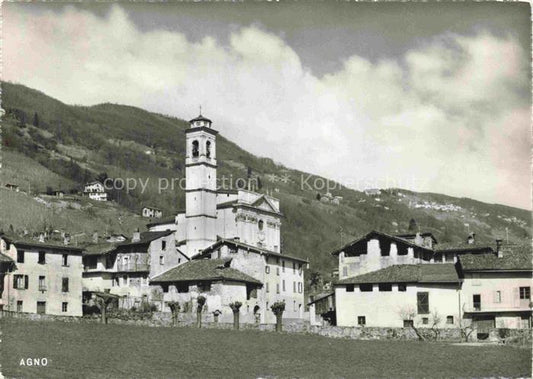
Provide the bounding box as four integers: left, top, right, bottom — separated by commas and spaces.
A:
148, 114, 308, 323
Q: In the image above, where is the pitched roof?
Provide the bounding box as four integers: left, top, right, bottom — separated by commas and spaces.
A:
0, 252, 14, 263
335, 264, 460, 285
193, 238, 309, 263
308, 292, 334, 305
395, 233, 438, 244
151, 259, 262, 285
459, 244, 532, 271
435, 242, 493, 253
82, 243, 119, 256
331, 230, 434, 256
12, 238, 84, 253
146, 216, 177, 228
119, 231, 174, 247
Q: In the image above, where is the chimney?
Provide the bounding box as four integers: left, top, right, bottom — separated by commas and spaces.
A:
92, 232, 99, 243
38, 233, 45, 243
63, 234, 70, 246
467, 232, 475, 245
132, 228, 141, 242
496, 239, 503, 258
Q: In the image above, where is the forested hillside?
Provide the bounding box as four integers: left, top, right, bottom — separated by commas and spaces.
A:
1, 82, 530, 277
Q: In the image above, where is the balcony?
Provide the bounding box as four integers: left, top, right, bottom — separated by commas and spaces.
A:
116, 262, 150, 272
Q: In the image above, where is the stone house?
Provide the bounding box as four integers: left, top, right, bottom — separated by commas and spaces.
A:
187, 238, 308, 323
151, 258, 263, 323
0, 236, 83, 316
458, 243, 532, 330
82, 230, 186, 309
334, 263, 462, 328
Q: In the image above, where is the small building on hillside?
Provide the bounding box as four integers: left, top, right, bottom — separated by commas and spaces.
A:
151, 258, 263, 323
0, 236, 83, 316
142, 206, 163, 219
105, 234, 127, 243
458, 243, 532, 330
5, 183, 19, 192
83, 181, 107, 202
334, 264, 461, 328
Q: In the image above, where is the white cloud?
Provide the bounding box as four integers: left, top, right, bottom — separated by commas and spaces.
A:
4, 5, 530, 209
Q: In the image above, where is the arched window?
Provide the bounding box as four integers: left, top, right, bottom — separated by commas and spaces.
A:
258, 220, 264, 230
192, 140, 199, 158
206, 141, 211, 158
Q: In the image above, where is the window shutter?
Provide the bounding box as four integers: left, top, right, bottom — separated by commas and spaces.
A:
513, 287, 520, 307
13, 276, 17, 289
24, 275, 29, 289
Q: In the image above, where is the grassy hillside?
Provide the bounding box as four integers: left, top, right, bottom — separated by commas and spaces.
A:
1, 82, 530, 278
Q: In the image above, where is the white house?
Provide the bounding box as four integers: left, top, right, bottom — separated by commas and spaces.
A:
83, 181, 107, 202
142, 206, 163, 219
335, 263, 461, 328
459, 243, 532, 330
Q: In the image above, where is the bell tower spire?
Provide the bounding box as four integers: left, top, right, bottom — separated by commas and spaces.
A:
184, 112, 218, 257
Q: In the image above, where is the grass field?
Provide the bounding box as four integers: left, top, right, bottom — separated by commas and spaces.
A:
1, 320, 530, 378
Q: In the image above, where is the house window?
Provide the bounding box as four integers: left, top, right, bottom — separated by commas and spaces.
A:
265, 266, 270, 274
62, 277, 69, 292
162, 241, 167, 250
266, 283, 269, 293
298, 282, 303, 294
159, 255, 165, 265
494, 290, 502, 303
398, 284, 407, 292
357, 316, 366, 326
379, 283, 392, 292
293, 300, 297, 312
122, 275, 128, 286
62, 302, 68, 312
198, 282, 211, 293
473, 294, 481, 310
13, 275, 28, 289
445, 253, 454, 263
446, 315, 454, 324
433, 252, 442, 263
177, 283, 189, 293
282, 280, 286, 292
293, 262, 296, 273
38, 251, 46, 264
276, 283, 280, 294
282, 261, 285, 272
276, 267, 280, 276
293, 281, 296, 293
39, 276, 46, 291
62, 254, 68, 266
16, 300, 23, 312
162, 284, 169, 293
17, 250, 24, 263
36, 301, 46, 314
360, 284, 373, 292
403, 319, 413, 327
346, 284, 355, 292
422, 317, 429, 325
519, 287, 531, 300
417, 292, 429, 314
258, 220, 264, 230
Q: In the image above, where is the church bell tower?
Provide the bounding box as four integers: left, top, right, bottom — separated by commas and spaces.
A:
184, 113, 218, 257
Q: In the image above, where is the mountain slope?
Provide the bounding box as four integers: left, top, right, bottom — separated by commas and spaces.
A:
1, 82, 530, 277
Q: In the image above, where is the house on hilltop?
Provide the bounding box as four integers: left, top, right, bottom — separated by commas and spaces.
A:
142, 206, 163, 219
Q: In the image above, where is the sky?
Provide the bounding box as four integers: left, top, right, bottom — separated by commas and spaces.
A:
3, 2, 531, 209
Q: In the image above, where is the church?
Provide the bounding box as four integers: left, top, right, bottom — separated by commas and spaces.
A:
147, 114, 308, 324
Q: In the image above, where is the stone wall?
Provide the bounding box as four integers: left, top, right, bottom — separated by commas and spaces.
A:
2, 310, 529, 343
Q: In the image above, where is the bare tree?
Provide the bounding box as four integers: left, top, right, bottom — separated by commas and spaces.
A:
398, 306, 426, 341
